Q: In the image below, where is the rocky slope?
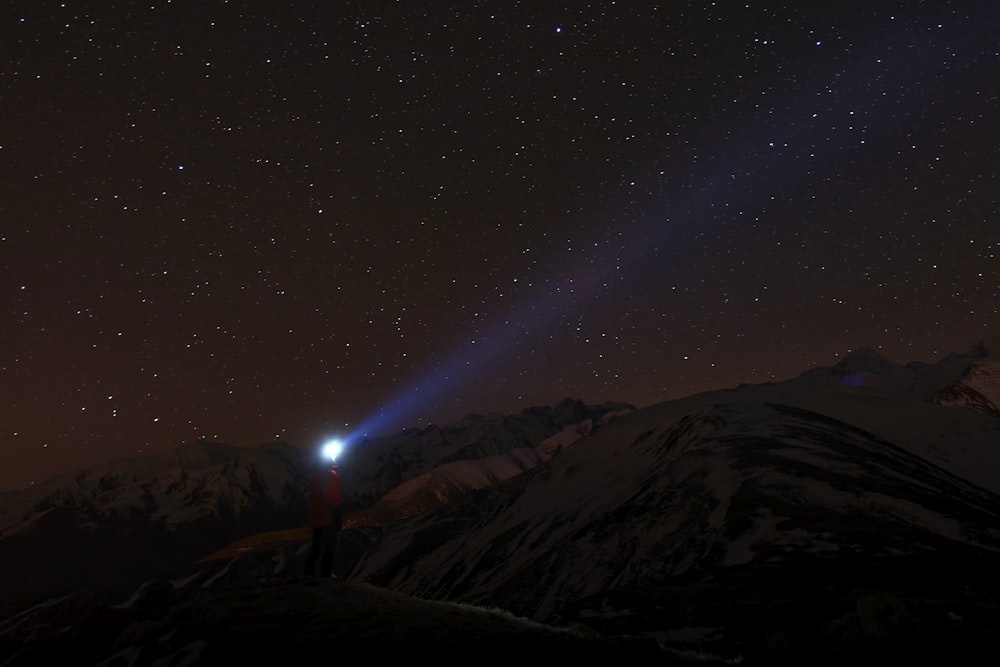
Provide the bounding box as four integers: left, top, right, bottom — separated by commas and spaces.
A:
3, 341, 1000, 663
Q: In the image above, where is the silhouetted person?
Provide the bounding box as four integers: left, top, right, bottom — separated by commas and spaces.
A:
304, 453, 342, 578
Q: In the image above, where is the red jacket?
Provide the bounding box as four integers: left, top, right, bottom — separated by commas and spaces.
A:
308, 466, 342, 528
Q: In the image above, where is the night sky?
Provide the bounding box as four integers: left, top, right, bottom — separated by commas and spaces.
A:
2, 1, 998, 490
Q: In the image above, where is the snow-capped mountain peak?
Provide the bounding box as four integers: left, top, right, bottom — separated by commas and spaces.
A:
966, 336, 1000, 358
0, 441, 309, 538
828, 346, 917, 387
3, 340, 1000, 664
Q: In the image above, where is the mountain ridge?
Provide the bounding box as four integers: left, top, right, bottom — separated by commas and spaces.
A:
3, 338, 1000, 663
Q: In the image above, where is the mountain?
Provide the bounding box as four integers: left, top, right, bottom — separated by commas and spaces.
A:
0, 576, 704, 666
341, 397, 636, 509
802, 335, 1000, 416
0, 399, 631, 616
0, 440, 313, 626
824, 346, 919, 387
2, 341, 1000, 664
0, 441, 309, 537
348, 404, 627, 526
347, 393, 1000, 646
931, 337, 1000, 415
323, 367, 1000, 661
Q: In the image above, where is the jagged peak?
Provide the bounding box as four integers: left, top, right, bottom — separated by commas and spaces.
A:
965, 336, 1000, 359
825, 346, 917, 388
831, 346, 906, 374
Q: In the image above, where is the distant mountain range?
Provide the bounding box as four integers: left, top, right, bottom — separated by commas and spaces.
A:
0, 398, 631, 614
809, 336, 1000, 416
2, 338, 999, 664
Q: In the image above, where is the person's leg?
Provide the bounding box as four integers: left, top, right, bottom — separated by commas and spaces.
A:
318, 526, 334, 577
329, 528, 340, 564
304, 527, 323, 576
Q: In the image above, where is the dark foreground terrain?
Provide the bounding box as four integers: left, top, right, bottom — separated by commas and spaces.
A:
1, 574, 708, 666
4, 536, 998, 666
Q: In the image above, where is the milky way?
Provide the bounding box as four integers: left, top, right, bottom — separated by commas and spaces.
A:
2, 2, 997, 489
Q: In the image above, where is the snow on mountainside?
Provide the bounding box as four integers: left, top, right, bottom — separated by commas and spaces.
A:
826, 346, 918, 387
339, 398, 634, 509
932, 337, 1000, 415
347, 397, 1000, 621
0, 441, 316, 621
4, 340, 1000, 663
0, 441, 309, 538
803, 336, 1000, 417
0, 399, 631, 616
644, 377, 1000, 496
349, 416, 607, 526
0, 399, 630, 541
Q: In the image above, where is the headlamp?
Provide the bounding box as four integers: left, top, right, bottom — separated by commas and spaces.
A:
321, 439, 343, 462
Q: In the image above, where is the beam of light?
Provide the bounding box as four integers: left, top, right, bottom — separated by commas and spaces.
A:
347, 296, 572, 441
345, 12, 985, 444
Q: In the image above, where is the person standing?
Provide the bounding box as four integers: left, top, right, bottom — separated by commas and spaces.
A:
304, 451, 342, 578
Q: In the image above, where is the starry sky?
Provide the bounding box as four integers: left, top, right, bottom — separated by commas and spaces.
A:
2, 1, 998, 490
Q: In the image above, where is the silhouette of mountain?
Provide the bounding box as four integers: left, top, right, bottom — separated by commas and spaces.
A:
2, 341, 1000, 664
0, 399, 629, 615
